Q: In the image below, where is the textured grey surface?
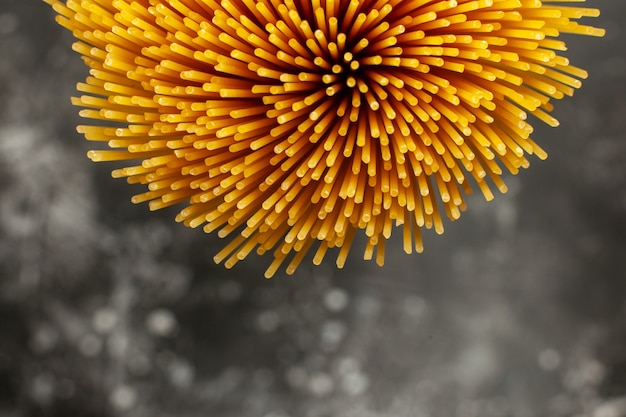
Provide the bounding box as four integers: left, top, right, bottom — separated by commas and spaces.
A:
0, 1, 625, 416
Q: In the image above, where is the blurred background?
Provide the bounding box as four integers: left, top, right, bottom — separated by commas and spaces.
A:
0, 1, 624, 416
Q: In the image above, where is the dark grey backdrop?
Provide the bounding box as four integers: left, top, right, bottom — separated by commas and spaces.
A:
1, 1, 624, 416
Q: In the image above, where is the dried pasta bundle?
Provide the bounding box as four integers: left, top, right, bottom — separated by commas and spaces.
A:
46, 0, 604, 277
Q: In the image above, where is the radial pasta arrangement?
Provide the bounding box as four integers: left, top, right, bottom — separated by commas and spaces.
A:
47, 0, 603, 277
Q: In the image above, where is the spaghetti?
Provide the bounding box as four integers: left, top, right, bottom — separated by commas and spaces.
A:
46, 0, 604, 277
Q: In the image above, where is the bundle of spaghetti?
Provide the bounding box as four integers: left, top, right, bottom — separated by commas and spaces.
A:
46, 0, 604, 277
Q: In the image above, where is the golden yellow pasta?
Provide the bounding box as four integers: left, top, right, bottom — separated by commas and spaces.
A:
46, 0, 604, 277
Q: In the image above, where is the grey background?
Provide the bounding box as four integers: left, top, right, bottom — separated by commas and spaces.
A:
0, 1, 624, 416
